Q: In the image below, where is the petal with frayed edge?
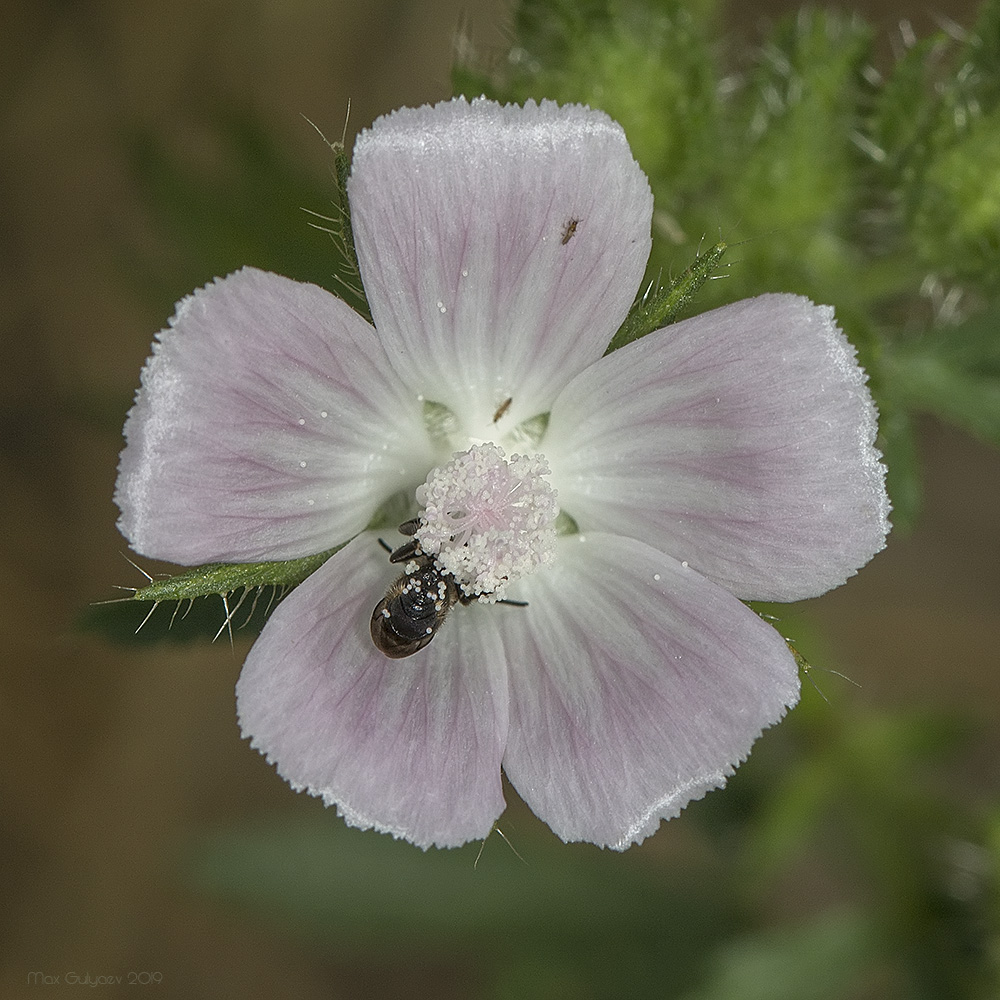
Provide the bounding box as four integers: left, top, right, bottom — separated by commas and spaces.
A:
545, 294, 890, 602
501, 532, 799, 849
236, 534, 509, 849
348, 97, 652, 432
116, 268, 434, 564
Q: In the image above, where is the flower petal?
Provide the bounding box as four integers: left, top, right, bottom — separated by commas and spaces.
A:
501, 532, 799, 849
116, 268, 434, 563
545, 294, 890, 601
348, 97, 653, 430
235, 534, 509, 849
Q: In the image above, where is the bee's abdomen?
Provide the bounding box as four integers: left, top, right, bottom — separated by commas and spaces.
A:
388, 571, 442, 639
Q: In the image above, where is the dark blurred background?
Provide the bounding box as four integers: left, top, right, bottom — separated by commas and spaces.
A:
1, 1, 996, 998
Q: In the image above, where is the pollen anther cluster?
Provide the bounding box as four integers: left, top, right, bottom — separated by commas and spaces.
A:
414, 442, 558, 600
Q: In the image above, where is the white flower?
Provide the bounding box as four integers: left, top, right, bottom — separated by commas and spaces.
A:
115, 97, 889, 849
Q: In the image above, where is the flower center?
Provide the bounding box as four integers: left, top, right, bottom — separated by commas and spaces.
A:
414, 442, 558, 601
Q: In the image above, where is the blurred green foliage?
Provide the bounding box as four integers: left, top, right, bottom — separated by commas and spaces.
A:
188, 686, 992, 998
456, 0, 1000, 532
102, 2, 1000, 996
190, 813, 740, 999
124, 110, 369, 320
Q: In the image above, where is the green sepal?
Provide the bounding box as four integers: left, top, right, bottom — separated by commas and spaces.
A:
81, 544, 346, 645
783, 638, 809, 674
85, 491, 420, 645
506, 411, 550, 451
330, 138, 369, 318
114, 490, 413, 609
553, 509, 579, 536
746, 602, 818, 677
422, 399, 461, 451
129, 545, 344, 605
604, 241, 727, 355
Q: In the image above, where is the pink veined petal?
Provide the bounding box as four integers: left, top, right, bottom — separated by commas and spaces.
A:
348, 96, 653, 432
501, 532, 800, 850
544, 294, 891, 602
235, 533, 510, 850
116, 268, 435, 564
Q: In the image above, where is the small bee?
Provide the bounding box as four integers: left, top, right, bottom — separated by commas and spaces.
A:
370, 520, 527, 658
370, 520, 472, 658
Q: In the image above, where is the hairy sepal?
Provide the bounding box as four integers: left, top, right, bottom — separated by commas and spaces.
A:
605, 241, 727, 355
130, 546, 344, 604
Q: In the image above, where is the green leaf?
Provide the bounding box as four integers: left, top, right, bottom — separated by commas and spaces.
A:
682, 909, 880, 1000
748, 700, 970, 890
886, 303, 1000, 447
604, 241, 727, 354
890, 352, 1000, 448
